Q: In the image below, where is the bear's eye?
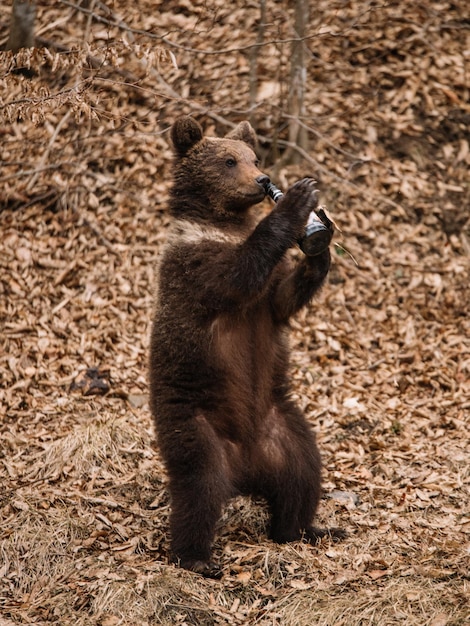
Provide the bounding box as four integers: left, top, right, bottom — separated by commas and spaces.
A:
254, 159, 260, 167
225, 158, 237, 168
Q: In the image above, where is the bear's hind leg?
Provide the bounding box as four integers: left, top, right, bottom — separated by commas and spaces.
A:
169, 472, 228, 578
260, 403, 346, 544
267, 465, 346, 544
266, 471, 320, 544
164, 413, 232, 578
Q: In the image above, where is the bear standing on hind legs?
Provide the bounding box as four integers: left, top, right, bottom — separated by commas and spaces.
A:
149, 117, 345, 578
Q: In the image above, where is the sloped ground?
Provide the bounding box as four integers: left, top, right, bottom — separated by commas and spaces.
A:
0, 1, 469, 624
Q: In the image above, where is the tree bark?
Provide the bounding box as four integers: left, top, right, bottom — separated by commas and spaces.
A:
282, 0, 310, 165
5, 1, 36, 53
249, 0, 267, 126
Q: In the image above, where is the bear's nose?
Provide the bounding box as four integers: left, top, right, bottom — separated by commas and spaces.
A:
256, 175, 270, 188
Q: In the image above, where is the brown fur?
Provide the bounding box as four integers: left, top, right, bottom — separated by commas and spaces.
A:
149, 117, 344, 577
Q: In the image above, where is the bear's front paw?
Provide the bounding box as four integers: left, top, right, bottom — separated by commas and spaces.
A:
277, 178, 318, 237
278, 177, 319, 225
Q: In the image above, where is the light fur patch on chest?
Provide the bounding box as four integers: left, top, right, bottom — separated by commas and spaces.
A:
152, 220, 243, 314
167, 220, 244, 247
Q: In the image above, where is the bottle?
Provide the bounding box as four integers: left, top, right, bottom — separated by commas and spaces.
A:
263, 180, 332, 256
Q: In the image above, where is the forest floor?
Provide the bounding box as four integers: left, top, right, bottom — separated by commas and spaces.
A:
1, 1, 469, 624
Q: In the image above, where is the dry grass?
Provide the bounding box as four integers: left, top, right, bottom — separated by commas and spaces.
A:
1, 0, 469, 624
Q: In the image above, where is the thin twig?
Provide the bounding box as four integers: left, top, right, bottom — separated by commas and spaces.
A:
26, 110, 72, 191
57, 0, 353, 56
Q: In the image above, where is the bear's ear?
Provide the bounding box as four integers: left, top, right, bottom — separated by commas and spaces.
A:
226, 121, 257, 150
171, 117, 204, 157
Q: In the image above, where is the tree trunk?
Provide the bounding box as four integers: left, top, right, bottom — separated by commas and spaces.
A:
282, 0, 309, 165
5, 0, 36, 53
249, 0, 267, 126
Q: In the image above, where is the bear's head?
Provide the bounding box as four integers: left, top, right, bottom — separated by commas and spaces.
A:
169, 117, 268, 222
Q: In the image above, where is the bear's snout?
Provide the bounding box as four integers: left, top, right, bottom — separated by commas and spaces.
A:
256, 174, 270, 187
255, 174, 270, 190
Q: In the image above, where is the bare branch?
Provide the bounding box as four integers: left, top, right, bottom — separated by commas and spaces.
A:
57, 0, 340, 56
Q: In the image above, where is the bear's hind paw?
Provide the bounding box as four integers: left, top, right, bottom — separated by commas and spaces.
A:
305, 526, 348, 544
178, 558, 223, 579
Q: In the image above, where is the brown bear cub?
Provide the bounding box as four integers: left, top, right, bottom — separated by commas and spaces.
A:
149, 117, 344, 577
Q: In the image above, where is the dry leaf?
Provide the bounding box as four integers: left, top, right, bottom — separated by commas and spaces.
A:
429, 614, 449, 626
235, 571, 252, 584
367, 569, 390, 580
289, 579, 312, 590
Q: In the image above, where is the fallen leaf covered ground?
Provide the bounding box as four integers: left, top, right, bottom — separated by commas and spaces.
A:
0, 1, 469, 624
